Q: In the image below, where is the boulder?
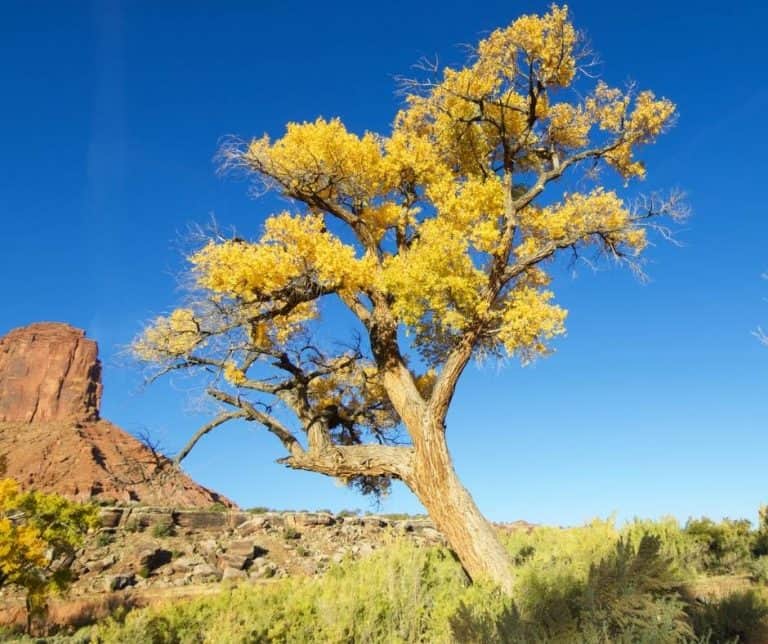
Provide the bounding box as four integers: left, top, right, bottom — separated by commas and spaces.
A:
237, 516, 270, 535
107, 573, 136, 592
137, 547, 172, 573
217, 540, 266, 570
221, 566, 248, 581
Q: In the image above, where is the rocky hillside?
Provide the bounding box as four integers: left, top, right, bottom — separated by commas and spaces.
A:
0, 322, 233, 507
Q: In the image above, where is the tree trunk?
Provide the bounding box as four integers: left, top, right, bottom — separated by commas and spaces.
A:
408, 421, 515, 595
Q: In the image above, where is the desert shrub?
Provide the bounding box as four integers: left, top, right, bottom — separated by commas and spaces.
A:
151, 521, 175, 538
504, 526, 692, 642
503, 518, 620, 581
282, 526, 301, 540
92, 599, 215, 643
752, 506, 768, 558
689, 589, 768, 643
577, 535, 692, 641
447, 582, 527, 643
685, 518, 754, 574
622, 516, 705, 573
337, 508, 361, 517
379, 513, 428, 521
750, 557, 768, 585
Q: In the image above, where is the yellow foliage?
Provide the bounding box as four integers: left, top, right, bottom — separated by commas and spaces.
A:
497, 286, 567, 358
477, 4, 577, 87
191, 213, 375, 299
244, 118, 389, 202
517, 189, 646, 259
134, 308, 201, 360
379, 218, 485, 333
585, 83, 675, 179
427, 175, 505, 253
414, 369, 438, 398
548, 103, 591, 148
306, 360, 399, 432
223, 362, 247, 386
136, 4, 675, 372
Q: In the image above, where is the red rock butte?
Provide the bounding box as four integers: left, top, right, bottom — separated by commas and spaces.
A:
0, 322, 102, 423
0, 322, 235, 508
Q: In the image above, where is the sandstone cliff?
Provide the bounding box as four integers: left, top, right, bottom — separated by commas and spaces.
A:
0, 322, 102, 423
0, 322, 234, 508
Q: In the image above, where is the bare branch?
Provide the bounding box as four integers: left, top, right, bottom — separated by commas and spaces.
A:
207, 388, 304, 458
174, 411, 249, 466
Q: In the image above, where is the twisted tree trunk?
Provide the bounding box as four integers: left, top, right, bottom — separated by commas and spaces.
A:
407, 420, 515, 594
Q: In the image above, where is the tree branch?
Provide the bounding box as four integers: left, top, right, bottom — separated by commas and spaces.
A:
207, 388, 304, 458
174, 411, 249, 466
512, 139, 624, 212
279, 444, 415, 484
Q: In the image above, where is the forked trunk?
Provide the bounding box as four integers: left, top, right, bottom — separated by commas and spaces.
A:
408, 423, 515, 595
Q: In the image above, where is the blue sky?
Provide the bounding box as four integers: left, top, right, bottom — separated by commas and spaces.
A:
2, 1, 766, 526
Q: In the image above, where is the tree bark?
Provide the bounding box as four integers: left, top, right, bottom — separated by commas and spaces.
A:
407, 420, 516, 595
371, 333, 516, 594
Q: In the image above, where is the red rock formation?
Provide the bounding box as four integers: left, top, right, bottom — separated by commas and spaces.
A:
0, 322, 235, 508
0, 322, 102, 423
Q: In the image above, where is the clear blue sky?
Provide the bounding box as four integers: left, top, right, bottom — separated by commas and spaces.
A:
2, 1, 766, 526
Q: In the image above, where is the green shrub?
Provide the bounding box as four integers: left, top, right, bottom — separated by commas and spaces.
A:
685, 518, 753, 574
750, 557, 768, 585
504, 525, 692, 642
337, 508, 361, 517
689, 589, 768, 643
282, 526, 301, 540
622, 516, 704, 573
151, 521, 176, 538
577, 535, 692, 641
752, 506, 768, 557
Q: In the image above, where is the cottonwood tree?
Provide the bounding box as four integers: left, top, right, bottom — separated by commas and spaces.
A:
135, 5, 684, 592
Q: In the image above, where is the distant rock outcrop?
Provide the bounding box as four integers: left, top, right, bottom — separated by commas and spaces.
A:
0, 322, 234, 508
0, 322, 102, 423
